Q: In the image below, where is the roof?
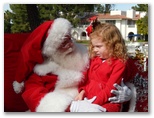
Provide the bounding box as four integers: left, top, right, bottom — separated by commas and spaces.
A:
97, 13, 131, 20
86, 13, 141, 21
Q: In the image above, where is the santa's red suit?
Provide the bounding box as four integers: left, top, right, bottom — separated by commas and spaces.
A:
13, 18, 89, 112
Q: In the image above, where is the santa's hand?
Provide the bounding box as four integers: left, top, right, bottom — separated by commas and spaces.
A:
108, 79, 132, 103
70, 96, 106, 112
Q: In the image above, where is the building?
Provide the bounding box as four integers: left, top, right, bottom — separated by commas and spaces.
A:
72, 9, 146, 41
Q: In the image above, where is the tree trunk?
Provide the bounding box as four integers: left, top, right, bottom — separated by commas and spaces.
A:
26, 4, 41, 31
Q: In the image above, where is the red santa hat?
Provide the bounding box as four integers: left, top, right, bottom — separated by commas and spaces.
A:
13, 18, 72, 94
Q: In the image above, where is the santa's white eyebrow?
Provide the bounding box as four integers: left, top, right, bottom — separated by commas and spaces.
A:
62, 35, 71, 39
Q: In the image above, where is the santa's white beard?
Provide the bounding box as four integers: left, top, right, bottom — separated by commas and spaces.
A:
34, 43, 89, 86
52, 43, 89, 72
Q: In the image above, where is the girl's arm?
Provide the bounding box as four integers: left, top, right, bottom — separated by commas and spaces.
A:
74, 90, 85, 101
93, 62, 126, 105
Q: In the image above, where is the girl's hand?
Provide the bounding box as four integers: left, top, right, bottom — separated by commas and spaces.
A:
74, 90, 85, 101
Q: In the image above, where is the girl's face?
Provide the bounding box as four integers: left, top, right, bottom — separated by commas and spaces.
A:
91, 39, 109, 59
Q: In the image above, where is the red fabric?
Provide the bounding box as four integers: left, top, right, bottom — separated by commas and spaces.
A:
102, 103, 121, 112
125, 58, 148, 112
89, 16, 97, 21
4, 33, 148, 112
125, 58, 148, 79
22, 73, 57, 112
4, 33, 30, 112
15, 21, 53, 83
22, 71, 88, 112
80, 57, 127, 112
86, 25, 93, 36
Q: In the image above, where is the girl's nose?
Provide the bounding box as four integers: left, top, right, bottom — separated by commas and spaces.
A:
93, 47, 98, 52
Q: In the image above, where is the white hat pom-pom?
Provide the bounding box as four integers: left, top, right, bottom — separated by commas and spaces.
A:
12, 81, 24, 94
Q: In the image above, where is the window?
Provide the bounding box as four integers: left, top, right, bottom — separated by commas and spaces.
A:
127, 20, 135, 28
105, 20, 115, 25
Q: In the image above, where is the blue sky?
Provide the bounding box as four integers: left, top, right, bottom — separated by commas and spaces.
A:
3, 4, 137, 11
114, 4, 137, 11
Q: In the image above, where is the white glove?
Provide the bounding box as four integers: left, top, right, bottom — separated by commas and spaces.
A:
70, 96, 106, 112
108, 79, 132, 103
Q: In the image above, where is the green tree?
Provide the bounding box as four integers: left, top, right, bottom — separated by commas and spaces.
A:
4, 4, 96, 33
95, 4, 115, 13
26, 4, 40, 31
9, 4, 30, 33
104, 4, 115, 13
132, 4, 148, 40
37, 4, 95, 26
132, 4, 148, 11
4, 10, 11, 33
4, 4, 115, 33
94, 4, 104, 13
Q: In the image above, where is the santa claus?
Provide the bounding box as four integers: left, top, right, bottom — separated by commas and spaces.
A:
12, 18, 90, 112
33, 18, 90, 112
13, 18, 132, 112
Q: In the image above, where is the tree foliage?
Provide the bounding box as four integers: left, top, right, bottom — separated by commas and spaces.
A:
132, 4, 148, 35
94, 4, 115, 13
4, 4, 114, 33
26, 4, 40, 31
9, 4, 30, 33
132, 4, 148, 12
4, 10, 11, 33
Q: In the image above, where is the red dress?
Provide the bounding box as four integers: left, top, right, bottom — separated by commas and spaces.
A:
81, 57, 127, 112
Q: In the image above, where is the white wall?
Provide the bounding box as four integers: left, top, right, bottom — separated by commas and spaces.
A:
110, 10, 126, 16
121, 20, 127, 40
126, 9, 135, 18
115, 20, 128, 40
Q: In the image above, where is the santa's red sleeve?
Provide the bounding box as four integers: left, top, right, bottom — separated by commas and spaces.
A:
22, 73, 57, 112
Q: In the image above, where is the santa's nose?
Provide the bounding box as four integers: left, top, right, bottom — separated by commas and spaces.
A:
68, 41, 73, 47
65, 41, 73, 49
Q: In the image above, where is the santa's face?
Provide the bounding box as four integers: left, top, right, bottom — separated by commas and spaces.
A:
57, 34, 74, 54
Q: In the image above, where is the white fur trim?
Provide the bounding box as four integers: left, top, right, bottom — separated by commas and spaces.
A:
12, 81, 24, 94
36, 88, 78, 112
55, 69, 83, 89
33, 60, 84, 88
33, 61, 59, 76
125, 82, 136, 112
42, 18, 72, 57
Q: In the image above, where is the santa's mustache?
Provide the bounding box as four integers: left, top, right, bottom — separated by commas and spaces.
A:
52, 47, 85, 71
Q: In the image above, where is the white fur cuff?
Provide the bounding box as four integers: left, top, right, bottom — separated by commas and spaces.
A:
12, 81, 24, 94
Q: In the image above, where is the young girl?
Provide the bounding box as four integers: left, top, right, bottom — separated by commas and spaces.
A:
75, 23, 128, 112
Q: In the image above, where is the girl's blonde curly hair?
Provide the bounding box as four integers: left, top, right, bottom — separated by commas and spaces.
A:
89, 23, 128, 62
